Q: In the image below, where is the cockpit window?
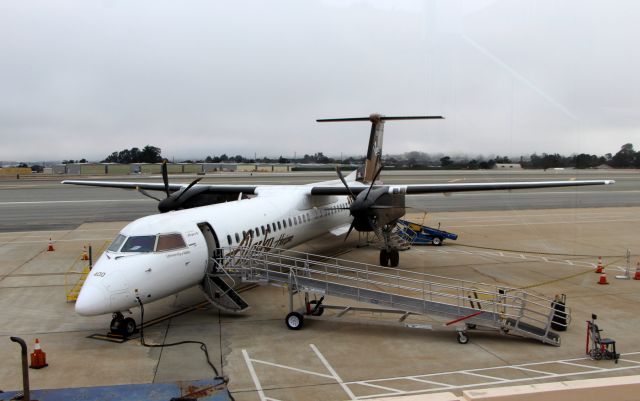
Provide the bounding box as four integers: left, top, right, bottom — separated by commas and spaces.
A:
108, 234, 127, 252
121, 235, 156, 253
156, 233, 187, 252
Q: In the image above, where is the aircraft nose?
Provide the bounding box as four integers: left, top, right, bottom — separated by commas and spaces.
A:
75, 283, 110, 316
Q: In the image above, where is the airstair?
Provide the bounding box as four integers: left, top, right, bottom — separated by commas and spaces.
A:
201, 251, 251, 313
208, 245, 570, 345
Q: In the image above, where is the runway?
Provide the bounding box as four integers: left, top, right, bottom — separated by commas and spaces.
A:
0, 169, 636, 232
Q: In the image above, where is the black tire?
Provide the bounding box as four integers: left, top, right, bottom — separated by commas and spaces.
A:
432, 237, 442, 246
109, 317, 122, 335
285, 312, 304, 330
457, 332, 469, 344
379, 249, 389, 267
122, 317, 137, 337
389, 250, 400, 267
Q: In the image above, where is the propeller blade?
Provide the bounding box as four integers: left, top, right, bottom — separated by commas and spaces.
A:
161, 160, 170, 197
364, 165, 384, 201
344, 221, 356, 242
336, 167, 356, 200
175, 178, 203, 201
137, 187, 163, 202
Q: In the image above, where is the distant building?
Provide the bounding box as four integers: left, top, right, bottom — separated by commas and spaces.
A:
493, 163, 522, 169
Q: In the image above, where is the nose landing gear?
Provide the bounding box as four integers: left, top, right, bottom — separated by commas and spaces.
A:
110, 312, 137, 337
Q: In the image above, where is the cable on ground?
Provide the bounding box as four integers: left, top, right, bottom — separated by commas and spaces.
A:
135, 297, 235, 401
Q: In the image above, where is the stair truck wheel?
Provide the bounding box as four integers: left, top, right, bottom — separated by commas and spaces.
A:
431, 237, 442, 246
285, 312, 304, 330
457, 331, 469, 344
379, 249, 389, 267
389, 250, 400, 267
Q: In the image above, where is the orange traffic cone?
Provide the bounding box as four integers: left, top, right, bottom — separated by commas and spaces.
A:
595, 256, 603, 274
81, 246, 89, 261
47, 238, 55, 252
597, 268, 609, 285
29, 338, 48, 369
633, 262, 640, 280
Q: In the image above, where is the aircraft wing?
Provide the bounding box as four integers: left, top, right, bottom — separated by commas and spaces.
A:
62, 180, 259, 194
309, 179, 615, 195
63, 178, 614, 197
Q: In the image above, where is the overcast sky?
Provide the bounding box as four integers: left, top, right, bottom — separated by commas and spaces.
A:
1, 0, 639, 162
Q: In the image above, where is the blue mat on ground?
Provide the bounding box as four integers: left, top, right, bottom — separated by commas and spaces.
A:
1, 379, 230, 401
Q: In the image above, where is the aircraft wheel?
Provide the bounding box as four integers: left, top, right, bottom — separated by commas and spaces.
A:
457, 331, 469, 344
432, 237, 442, 246
389, 250, 400, 267
109, 316, 122, 335
121, 317, 137, 337
285, 312, 304, 330
379, 250, 389, 267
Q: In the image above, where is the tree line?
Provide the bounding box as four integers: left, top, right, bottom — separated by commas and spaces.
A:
15, 142, 638, 170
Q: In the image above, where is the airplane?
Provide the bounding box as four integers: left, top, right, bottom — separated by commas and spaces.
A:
63, 114, 614, 336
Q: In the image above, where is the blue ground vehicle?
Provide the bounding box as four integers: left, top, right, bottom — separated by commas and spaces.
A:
397, 219, 458, 246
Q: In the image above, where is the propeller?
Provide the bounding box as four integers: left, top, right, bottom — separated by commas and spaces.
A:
136, 160, 203, 213
335, 165, 385, 241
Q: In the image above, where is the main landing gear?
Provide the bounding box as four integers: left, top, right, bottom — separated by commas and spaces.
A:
110, 312, 137, 337
379, 249, 400, 267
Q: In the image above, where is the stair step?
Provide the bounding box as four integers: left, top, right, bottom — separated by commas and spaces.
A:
201, 274, 250, 313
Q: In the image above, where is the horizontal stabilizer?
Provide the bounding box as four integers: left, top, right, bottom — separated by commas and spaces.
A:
317, 115, 443, 122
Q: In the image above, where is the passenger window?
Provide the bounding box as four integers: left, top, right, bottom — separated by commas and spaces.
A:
282, 220, 286, 228
227, 235, 232, 246
108, 234, 126, 252
277, 221, 282, 230
289, 218, 293, 226
261, 226, 266, 235
156, 233, 186, 252
272, 223, 276, 232
235, 233, 240, 243
121, 235, 156, 253
255, 227, 260, 237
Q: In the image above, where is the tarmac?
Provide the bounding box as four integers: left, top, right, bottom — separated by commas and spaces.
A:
2, 201, 640, 400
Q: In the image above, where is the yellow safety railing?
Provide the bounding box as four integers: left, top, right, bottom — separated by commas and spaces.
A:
65, 240, 110, 302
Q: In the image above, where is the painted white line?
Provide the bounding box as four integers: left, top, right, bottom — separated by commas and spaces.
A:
354, 364, 640, 400
446, 218, 640, 228
415, 247, 631, 272
405, 377, 453, 387
242, 349, 269, 401
557, 361, 604, 370
0, 199, 153, 205
0, 238, 114, 244
461, 371, 508, 381
350, 381, 404, 393
310, 344, 356, 400
251, 358, 334, 379
509, 366, 557, 376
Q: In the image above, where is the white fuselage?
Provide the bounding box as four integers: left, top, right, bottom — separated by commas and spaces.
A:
75, 181, 358, 316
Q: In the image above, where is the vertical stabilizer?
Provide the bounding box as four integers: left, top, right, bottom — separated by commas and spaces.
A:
363, 114, 384, 183
317, 114, 444, 183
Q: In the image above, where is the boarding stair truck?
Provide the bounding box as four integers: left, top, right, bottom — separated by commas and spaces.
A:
397, 219, 458, 246
204, 245, 571, 346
